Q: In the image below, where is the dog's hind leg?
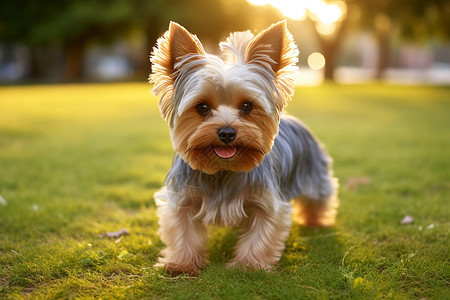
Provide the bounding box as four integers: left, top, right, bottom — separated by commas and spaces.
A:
292, 185, 338, 227
280, 116, 339, 227
291, 154, 339, 227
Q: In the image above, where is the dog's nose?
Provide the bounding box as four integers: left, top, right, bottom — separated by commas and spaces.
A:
218, 127, 236, 144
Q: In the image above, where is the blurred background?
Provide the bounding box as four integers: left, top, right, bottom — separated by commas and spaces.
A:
0, 0, 449, 85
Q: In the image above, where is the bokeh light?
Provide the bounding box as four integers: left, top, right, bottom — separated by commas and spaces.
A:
308, 52, 326, 70
315, 22, 337, 36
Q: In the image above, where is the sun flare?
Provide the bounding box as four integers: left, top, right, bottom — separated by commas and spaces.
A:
247, 0, 346, 28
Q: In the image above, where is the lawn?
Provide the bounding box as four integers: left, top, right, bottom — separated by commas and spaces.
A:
0, 82, 449, 299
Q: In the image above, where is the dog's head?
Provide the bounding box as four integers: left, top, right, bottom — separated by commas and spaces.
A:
150, 21, 298, 174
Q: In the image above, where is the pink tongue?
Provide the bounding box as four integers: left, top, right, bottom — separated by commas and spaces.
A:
213, 146, 237, 159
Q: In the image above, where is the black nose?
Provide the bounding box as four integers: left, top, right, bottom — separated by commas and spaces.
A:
218, 127, 236, 144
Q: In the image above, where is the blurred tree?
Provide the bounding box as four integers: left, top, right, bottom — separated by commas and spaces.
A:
3, 0, 446, 81
129, 0, 258, 77
251, 0, 449, 80
349, 0, 450, 79
0, 0, 134, 79
0, 0, 259, 81
310, 0, 449, 80
309, 17, 349, 81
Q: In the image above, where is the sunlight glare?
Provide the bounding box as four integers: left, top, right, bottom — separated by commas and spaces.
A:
247, 0, 271, 5
247, 0, 347, 31
276, 0, 307, 20
306, 0, 327, 20
307, 1, 344, 24
319, 4, 343, 24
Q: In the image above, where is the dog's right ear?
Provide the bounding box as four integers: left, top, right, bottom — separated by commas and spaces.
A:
150, 22, 205, 123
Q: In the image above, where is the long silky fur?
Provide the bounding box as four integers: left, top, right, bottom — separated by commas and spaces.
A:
150, 21, 338, 274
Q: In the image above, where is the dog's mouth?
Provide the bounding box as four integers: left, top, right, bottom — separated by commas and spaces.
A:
212, 145, 237, 159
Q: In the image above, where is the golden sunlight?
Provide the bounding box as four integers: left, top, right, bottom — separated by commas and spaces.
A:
277, 0, 307, 20
247, 0, 347, 31
247, 0, 271, 5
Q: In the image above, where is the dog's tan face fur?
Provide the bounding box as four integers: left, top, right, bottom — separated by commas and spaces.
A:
150, 21, 298, 174
171, 99, 278, 174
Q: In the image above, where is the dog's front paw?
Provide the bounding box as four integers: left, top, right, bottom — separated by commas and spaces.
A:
155, 254, 207, 277
155, 259, 202, 276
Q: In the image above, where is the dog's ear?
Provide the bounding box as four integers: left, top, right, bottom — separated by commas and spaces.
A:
150, 22, 205, 123
246, 21, 298, 112
246, 20, 297, 75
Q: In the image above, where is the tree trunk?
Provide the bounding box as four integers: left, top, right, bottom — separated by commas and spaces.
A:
375, 14, 391, 80
375, 32, 390, 79
311, 18, 349, 81
318, 38, 339, 80
64, 38, 86, 80
29, 48, 44, 79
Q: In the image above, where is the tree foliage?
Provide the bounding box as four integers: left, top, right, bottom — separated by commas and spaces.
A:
351, 0, 449, 41
0, 0, 268, 79
0, 0, 134, 46
0, 0, 448, 80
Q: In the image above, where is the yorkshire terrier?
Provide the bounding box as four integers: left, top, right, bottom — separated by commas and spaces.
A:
150, 21, 338, 276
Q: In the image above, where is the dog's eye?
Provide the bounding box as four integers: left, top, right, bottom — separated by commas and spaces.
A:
196, 103, 210, 115
240, 102, 253, 114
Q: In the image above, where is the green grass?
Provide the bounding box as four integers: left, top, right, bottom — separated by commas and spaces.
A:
0, 82, 449, 299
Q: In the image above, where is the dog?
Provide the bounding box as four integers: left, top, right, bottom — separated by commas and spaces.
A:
149, 20, 338, 276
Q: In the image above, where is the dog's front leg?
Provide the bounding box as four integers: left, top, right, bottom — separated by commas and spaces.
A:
155, 203, 207, 276
228, 201, 292, 270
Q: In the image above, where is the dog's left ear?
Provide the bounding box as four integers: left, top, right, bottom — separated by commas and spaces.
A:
150, 22, 206, 124
246, 21, 299, 112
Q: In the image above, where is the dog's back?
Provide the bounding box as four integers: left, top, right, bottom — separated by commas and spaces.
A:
272, 116, 339, 227
273, 115, 335, 200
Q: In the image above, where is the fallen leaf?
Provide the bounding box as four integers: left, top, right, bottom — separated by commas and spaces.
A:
345, 176, 372, 190
400, 215, 414, 225
98, 228, 130, 239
